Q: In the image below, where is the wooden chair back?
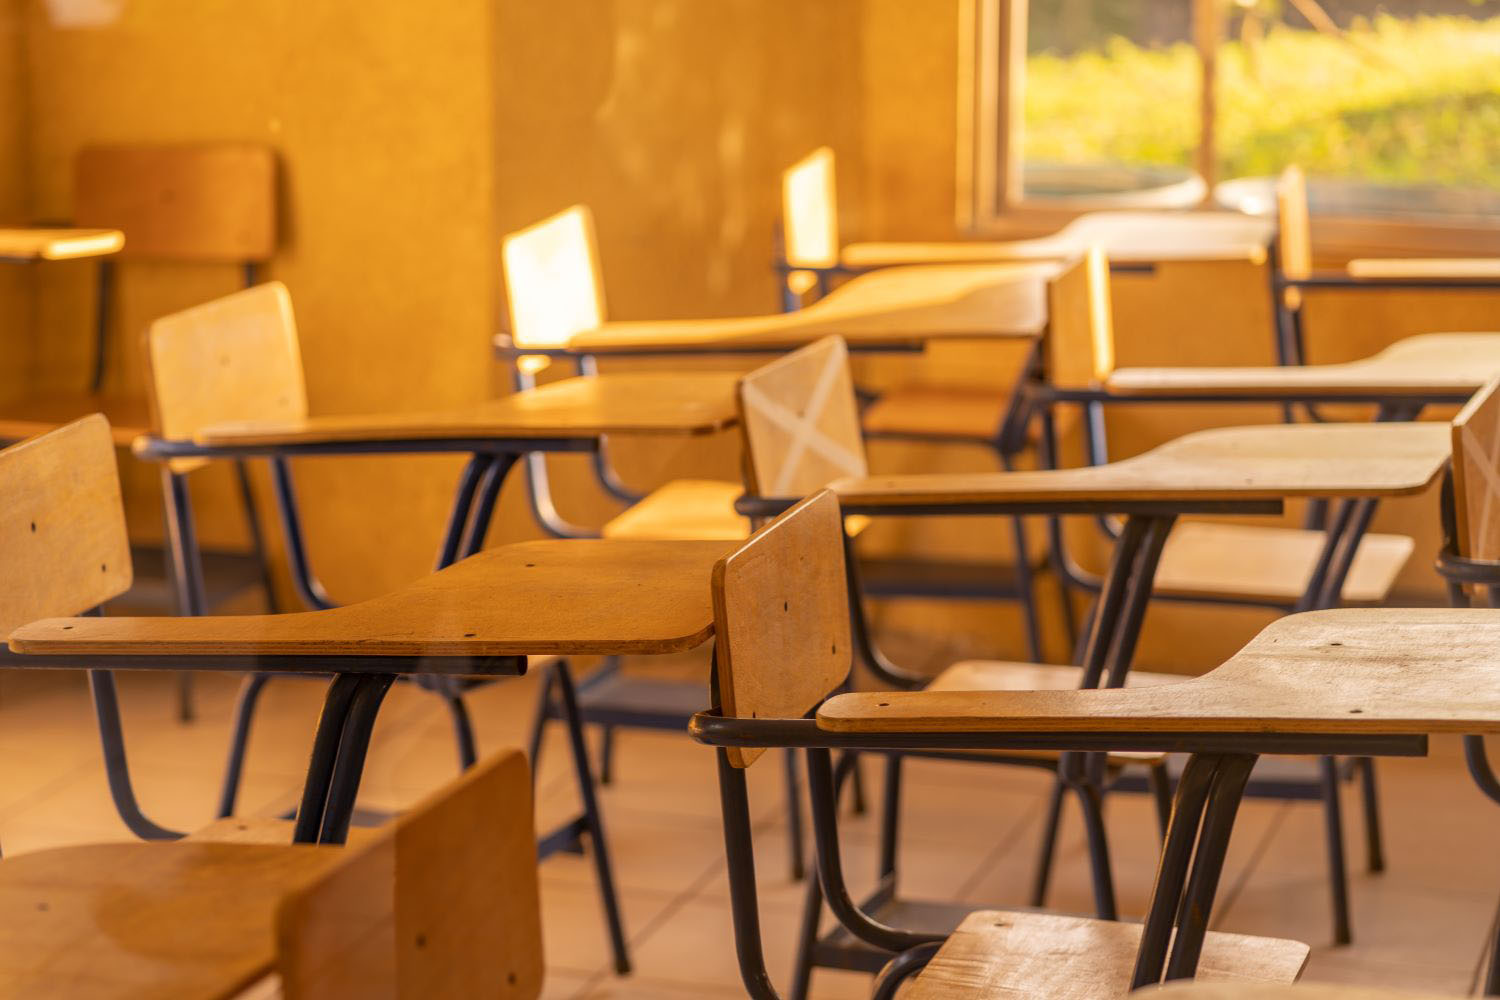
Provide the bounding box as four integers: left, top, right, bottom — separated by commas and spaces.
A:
737, 336, 867, 498
501, 205, 607, 351
1450, 377, 1500, 559
275, 747, 543, 999
782, 147, 840, 270
711, 491, 851, 767
1043, 248, 1114, 390
75, 145, 276, 262
0, 415, 132, 636
1276, 165, 1312, 308
145, 281, 308, 474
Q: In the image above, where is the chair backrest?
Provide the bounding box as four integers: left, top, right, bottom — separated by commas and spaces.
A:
501, 205, 607, 351
75, 144, 277, 262
0, 415, 132, 636
737, 336, 868, 498
145, 281, 308, 474
1276, 165, 1312, 290
1043, 248, 1114, 390
1450, 378, 1500, 559
782, 147, 840, 271
275, 747, 543, 1000
711, 491, 851, 768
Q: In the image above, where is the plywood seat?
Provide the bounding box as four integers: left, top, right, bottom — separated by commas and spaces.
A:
903, 910, 1308, 999
1154, 522, 1413, 604
928, 659, 1179, 764
0, 393, 149, 447
601, 479, 749, 541
862, 384, 1017, 442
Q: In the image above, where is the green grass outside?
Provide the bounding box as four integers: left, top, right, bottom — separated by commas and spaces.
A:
1024, 14, 1500, 189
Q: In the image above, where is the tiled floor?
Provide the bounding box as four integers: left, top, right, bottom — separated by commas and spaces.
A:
0, 661, 1494, 997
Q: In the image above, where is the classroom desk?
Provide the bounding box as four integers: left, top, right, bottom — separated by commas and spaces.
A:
9, 537, 733, 845
0, 841, 337, 1000
821, 421, 1450, 698
811, 608, 1500, 988
139, 371, 741, 575
0, 227, 124, 262
836, 211, 1274, 271
496, 261, 1057, 359
1101, 332, 1500, 406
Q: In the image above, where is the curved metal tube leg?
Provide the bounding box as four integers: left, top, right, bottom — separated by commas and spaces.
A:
218, 672, 273, 818
88, 670, 186, 841
1165, 755, 1256, 980
457, 454, 517, 560
1357, 756, 1384, 873
292, 674, 365, 844
318, 674, 397, 845
525, 660, 557, 786
871, 942, 941, 1000
1148, 761, 1174, 840
784, 748, 806, 882
1074, 781, 1118, 920
1321, 755, 1354, 946
1008, 513, 1043, 663
435, 454, 494, 570
847, 752, 867, 816
598, 725, 616, 786
555, 660, 632, 974
232, 459, 280, 613
1028, 776, 1067, 908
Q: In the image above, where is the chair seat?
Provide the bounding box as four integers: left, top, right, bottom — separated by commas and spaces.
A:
1154, 522, 1413, 604
862, 385, 1012, 442
0, 393, 149, 447
601, 479, 750, 541
928, 660, 1180, 764
905, 910, 1309, 999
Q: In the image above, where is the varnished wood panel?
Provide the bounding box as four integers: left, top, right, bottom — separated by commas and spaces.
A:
738, 336, 866, 497
1449, 378, 1500, 559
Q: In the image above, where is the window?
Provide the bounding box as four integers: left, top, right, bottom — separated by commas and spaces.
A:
969, 0, 1500, 235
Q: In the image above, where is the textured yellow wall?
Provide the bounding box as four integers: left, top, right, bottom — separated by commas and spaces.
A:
18, 0, 864, 603
0, 0, 29, 346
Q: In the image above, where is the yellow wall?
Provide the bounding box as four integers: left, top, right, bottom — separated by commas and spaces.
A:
0, 0, 29, 346
15, 0, 865, 603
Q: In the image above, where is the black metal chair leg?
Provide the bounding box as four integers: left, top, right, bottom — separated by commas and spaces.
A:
525, 659, 557, 786
847, 752, 867, 816
217, 672, 272, 818
555, 659, 632, 975
785, 748, 807, 882
1028, 775, 1067, 908
1073, 780, 1118, 920
1009, 513, 1044, 663
1320, 755, 1354, 946
176, 672, 196, 724
318, 673, 397, 845
232, 459, 280, 613
1485, 906, 1500, 996
599, 724, 617, 786
90, 258, 113, 394
877, 753, 902, 877
787, 853, 825, 1000
1357, 756, 1385, 873
1148, 760, 1174, 840
291, 673, 365, 844
88, 670, 186, 840
439, 685, 479, 771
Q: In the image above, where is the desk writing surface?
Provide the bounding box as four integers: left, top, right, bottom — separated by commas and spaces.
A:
1107, 333, 1500, 398
191, 373, 740, 448
818, 607, 1500, 735
1346, 258, 1500, 281
841, 211, 1273, 269
1154, 985, 1452, 1000
566, 262, 1055, 354
0, 227, 124, 261
11, 539, 733, 659
831, 422, 1449, 508
0, 841, 337, 1000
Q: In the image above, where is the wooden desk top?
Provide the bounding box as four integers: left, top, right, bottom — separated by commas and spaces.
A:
0, 841, 338, 1000
10, 539, 733, 660
841, 211, 1274, 270
1107, 333, 1500, 399
819, 607, 1500, 735
0, 227, 124, 262
1347, 258, 1500, 281
560, 262, 1055, 355
831, 422, 1449, 509
187, 372, 740, 449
